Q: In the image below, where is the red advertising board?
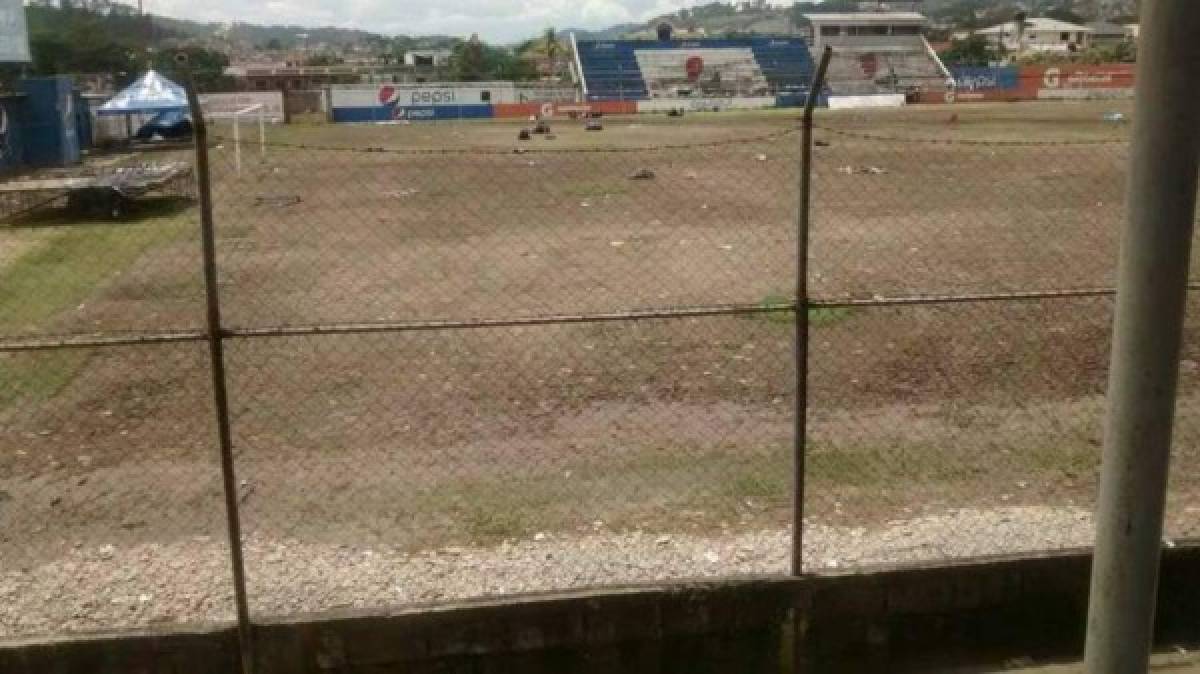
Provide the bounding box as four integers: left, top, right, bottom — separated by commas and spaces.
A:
916, 89, 1029, 104
916, 63, 1135, 105
493, 101, 637, 118
1019, 64, 1136, 91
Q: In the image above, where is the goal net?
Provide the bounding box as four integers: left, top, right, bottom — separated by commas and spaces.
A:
204, 103, 267, 174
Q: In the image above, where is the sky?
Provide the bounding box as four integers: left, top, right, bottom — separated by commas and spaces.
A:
129, 0, 769, 43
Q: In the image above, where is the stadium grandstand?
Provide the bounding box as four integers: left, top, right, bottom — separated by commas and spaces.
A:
571, 35, 818, 103
805, 9, 952, 98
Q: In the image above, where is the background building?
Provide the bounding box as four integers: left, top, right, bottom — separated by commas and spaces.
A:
975, 17, 1093, 55
404, 49, 453, 67
805, 12, 927, 52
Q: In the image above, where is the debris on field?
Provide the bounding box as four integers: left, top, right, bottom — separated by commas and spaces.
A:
1103, 112, 1127, 123
814, 139, 831, 147
517, 129, 531, 141
610, 241, 625, 247
628, 168, 655, 180
385, 188, 418, 198
254, 195, 302, 207
838, 165, 887, 175
755, 154, 767, 161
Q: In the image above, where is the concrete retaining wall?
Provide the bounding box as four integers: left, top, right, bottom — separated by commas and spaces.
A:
5, 544, 1200, 673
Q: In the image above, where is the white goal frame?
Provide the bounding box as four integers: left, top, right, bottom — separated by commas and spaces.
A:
205, 103, 266, 174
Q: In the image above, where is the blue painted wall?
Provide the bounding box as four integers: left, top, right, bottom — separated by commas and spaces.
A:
20, 76, 81, 167
333, 104, 495, 123
950, 66, 1020, 91
0, 95, 27, 175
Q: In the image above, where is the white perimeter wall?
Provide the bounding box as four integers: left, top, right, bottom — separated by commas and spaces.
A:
636, 96, 777, 113
827, 94, 906, 109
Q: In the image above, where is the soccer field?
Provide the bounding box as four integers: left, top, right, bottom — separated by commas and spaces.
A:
4, 99, 1200, 637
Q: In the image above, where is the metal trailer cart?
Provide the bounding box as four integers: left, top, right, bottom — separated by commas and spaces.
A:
0, 161, 194, 221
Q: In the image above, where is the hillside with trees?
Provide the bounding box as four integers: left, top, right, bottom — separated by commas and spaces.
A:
573, 0, 1138, 41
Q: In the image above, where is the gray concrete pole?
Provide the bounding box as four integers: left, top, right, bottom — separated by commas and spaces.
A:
1084, 2, 1200, 672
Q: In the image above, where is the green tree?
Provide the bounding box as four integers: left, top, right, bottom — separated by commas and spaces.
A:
939, 35, 1002, 66
265, 38, 283, 50
1044, 7, 1086, 24
152, 46, 231, 91
542, 27, 560, 62
303, 51, 342, 67
450, 34, 487, 81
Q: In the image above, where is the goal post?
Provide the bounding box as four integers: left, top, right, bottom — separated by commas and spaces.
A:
204, 103, 266, 174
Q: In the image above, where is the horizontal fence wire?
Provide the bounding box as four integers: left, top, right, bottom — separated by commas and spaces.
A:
14, 285, 1200, 353
12, 284, 1200, 354
813, 123, 1132, 147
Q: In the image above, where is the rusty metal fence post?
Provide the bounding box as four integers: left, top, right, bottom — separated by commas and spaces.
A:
793, 46, 832, 578
185, 78, 254, 674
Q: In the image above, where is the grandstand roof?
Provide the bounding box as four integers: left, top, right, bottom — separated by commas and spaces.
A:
977, 18, 1092, 34
802, 12, 926, 24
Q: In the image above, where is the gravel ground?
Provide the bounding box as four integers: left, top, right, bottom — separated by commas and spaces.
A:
0, 506, 1097, 640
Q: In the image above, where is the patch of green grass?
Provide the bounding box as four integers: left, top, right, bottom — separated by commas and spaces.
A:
0, 206, 192, 411
0, 214, 190, 334
757, 294, 853, 326
340, 419, 1105, 549
459, 500, 531, 541
560, 179, 630, 198
0, 349, 91, 410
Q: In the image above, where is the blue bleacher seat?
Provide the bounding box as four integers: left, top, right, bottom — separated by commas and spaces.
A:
576, 37, 816, 102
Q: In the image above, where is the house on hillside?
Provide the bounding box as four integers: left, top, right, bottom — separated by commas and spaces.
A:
404, 50, 453, 67
975, 18, 1092, 55
1087, 21, 1129, 46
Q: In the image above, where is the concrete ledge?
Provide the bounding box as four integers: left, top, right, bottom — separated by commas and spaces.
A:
4, 544, 1200, 673
0, 623, 238, 674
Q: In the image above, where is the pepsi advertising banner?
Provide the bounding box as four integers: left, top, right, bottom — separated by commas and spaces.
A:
331, 85, 496, 122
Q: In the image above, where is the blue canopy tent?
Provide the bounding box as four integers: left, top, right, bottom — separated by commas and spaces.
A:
97, 70, 191, 141
98, 70, 188, 116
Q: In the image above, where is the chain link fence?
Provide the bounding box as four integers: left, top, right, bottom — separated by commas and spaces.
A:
4, 98, 1196, 652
